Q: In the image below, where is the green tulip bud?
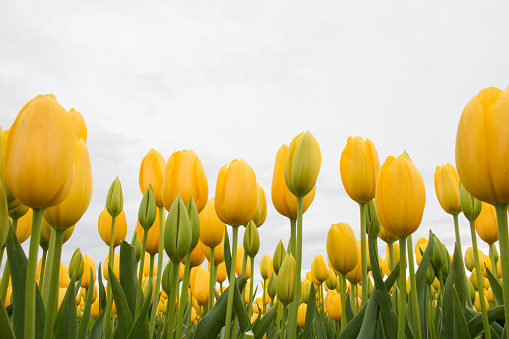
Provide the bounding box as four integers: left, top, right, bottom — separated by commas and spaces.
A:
162, 263, 171, 295
301, 279, 311, 304
367, 199, 380, 237
273, 240, 286, 275
460, 183, 482, 221
441, 245, 451, 278
40, 228, 49, 250
431, 235, 444, 271
277, 253, 296, 304
467, 278, 475, 303
425, 263, 435, 286
69, 248, 85, 281
243, 220, 260, 258
186, 196, 200, 251
138, 185, 157, 230
0, 182, 9, 249
133, 236, 142, 262
325, 269, 337, 290
267, 271, 277, 299
106, 177, 123, 218
8, 198, 28, 220
164, 194, 192, 262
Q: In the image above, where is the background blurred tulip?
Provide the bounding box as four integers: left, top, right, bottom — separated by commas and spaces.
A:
201, 233, 225, 265
139, 148, 166, 207
194, 266, 210, 306
81, 255, 96, 289
186, 239, 206, 268
15, 207, 33, 244
326, 223, 358, 275
260, 255, 272, 281
199, 198, 225, 249
434, 164, 461, 215
475, 202, 498, 244
236, 245, 251, 279
103, 253, 120, 280
98, 208, 127, 248
297, 303, 307, 328
252, 183, 267, 227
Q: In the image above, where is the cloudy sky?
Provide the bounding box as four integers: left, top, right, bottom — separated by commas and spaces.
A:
1, 1, 509, 285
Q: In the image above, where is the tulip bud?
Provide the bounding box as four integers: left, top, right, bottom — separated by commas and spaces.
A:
277, 253, 296, 304
367, 200, 380, 238
134, 236, 142, 262
311, 255, 329, 285
430, 235, 444, 271
460, 184, 482, 222
106, 177, 123, 218
260, 255, 272, 280
81, 255, 96, 289
284, 131, 321, 197
465, 247, 475, 272
243, 220, 260, 258
272, 240, 286, 275
475, 202, 498, 244
297, 303, 307, 328
187, 196, 200, 251
325, 269, 337, 290
252, 183, 267, 227
165, 195, 192, 262
326, 223, 358, 275
162, 263, 171, 295
267, 271, 277, 299
69, 248, 84, 281
301, 279, 311, 304
425, 264, 435, 286
194, 266, 210, 306
138, 185, 157, 230
8, 198, 28, 220
0, 182, 9, 249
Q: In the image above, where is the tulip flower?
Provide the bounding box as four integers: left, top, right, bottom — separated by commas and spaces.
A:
15, 207, 33, 244
326, 223, 358, 275
434, 164, 462, 215
194, 266, 210, 306
260, 255, 272, 281
325, 290, 342, 322
297, 303, 307, 328
201, 233, 225, 265
139, 149, 166, 207
186, 239, 205, 268
81, 255, 96, 289
199, 198, 225, 249
216, 261, 227, 284
475, 202, 498, 245
252, 183, 267, 227
68, 108, 87, 142
103, 253, 120, 281
98, 208, 127, 248
136, 207, 165, 255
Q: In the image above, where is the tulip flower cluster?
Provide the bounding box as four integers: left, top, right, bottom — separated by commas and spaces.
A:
0, 86, 508, 339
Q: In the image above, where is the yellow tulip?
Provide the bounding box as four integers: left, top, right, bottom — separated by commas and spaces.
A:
69, 108, 87, 142
378, 222, 399, 244
415, 237, 428, 266
252, 183, 267, 227
139, 148, 166, 207
141, 253, 157, 277
161, 149, 208, 212
98, 207, 127, 248
44, 139, 93, 230
434, 164, 461, 215
260, 255, 272, 281
465, 247, 475, 272
326, 223, 358, 275
346, 244, 362, 284
80, 283, 98, 302
311, 255, 328, 284
40, 218, 74, 245
236, 245, 251, 279
201, 233, 225, 265
186, 239, 206, 268
57, 287, 67, 309
199, 198, 225, 249
325, 290, 342, 321
301, 280, 311, 303
375, 154, 426, 237
60, 265, 70, 288
81, 255, 96, 289
271, 145, 316, 219
216, 261, 227, 284
215, 159, 257, 227
90, 299, 99, 319
297, 303, 307, 328
340, 136, 380, 204
474, 291, 490, 312
475, 202, 498, 244
16, 207, 33, 244
103, 253, 120, 281
456, 86, 509, 205
136, 210, 165, 255
5, 94, 76, 208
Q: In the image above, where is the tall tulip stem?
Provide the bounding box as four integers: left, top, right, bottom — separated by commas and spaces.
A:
397, 236, 407, 339
489, 243, 499, 283
208, 246, 216, 312
406, 235, 421, 339
38, 248, 48, 292
249, 256, 255, 317
388, 242, 395, 271
359, 202, 368, 308
149, 206, 166, 338
176, 253, 192, 339
280, 304, 287, 339
42, 227, 57, 305
469, 219, 491, 339
24, 207, 43, 339
494, 204, 509, 328
42, 228, 65, 339
287, 196, 303, 339
166, 261, 180, 339
453, 213, 471, 307
104, 216, 117, 339
340, 273, 347, 331
225, 226, 239, 339
289, 218, 296, 257
135, 228, 148, 317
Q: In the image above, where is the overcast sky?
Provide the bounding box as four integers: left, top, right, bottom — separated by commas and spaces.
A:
1, 1, 509, 285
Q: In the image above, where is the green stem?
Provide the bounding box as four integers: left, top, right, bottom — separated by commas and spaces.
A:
166, 261, 180, 339
388, 242, 395, 271
262, 279, 267, 315
104, 216, 116, 339
249, 255, 255, 317
495, 203, 509, 328
42, 228, 64, 339
340, 273, 347, 331
149, 206, 165, 338
428, 285, 436, 339
225, 226, 239, 339
406, 234, 421, 339
207, 246, 216, 312
351, 283, 357, 315
42, 226, 57, 305
469, 218, 491, 339
397, 236, 407, 339
24, 207, 43, 339
280, 303, 287, 339
360, 203, 368, 308
135, 228, 148, 317
453, 213, 472, 307
287, 196, 303, 339
489, 242, 499, 283
289, 218, 296, 257
38, 248, 48, 292
176, 252, 191, 339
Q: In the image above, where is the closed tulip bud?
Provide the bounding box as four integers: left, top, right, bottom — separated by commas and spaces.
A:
40, 217, 75, 245
162, 263, 171, 295
474, 291, 489, 312
103, 253, 120, 281
326, 223, 358, 275
301, 279, 311, 303
272, 145, 316, 219
267, 271, 277, 299
297, 303, 307, 328
106, 177, 123, 218
325, 269, 337, 290
340, 136, 380, 204
460, 184, 482, 222
215, 159, 257, 227
456, 86, 509, 205
379, 223, 398, 244
475, 202, 498, 244
216, 261, 227, 283
277, 253, 296, 304
138, 185, 157, 230
134, 236, 142, 262
375, 153, 426, 237
199, 198, 225, 249
165, 195, 192, 262
273, 240, 286, 275
186, 239, 205, 268
252, 183, 267, 227
434, 164, 462, 215
194, 266, 210, 306
0, 183, 9, 248
16, 208, 33, 244
59, 265, 70, 288
201, 233, 225, 265
284, 131, 321, 197
243, 220, 260, 258
236, 245, 252, 279
311, 255, 328, 284
8, 198, 28, 220
142, 276, 155, 299
486, 288, 494, 303
139, 149, 166, 207
69, 108, 87, 142
367, 199, 380, 238
346, 245, 362, 285
81, 255, 96, 289
465, 247, 475, 272
161, 150, 208, 213
425, 264, 435, 286
69, 248, 84, 281
5, 95, 76, 209
98, 207, 127, 248
325, 290, 342, 321
260, 255, 272, 280
187, 196, 201, 251
136, 210, 164, 255
415, 237, 428, 266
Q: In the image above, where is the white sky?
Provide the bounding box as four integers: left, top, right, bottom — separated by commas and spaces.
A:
1, 1, 509, 285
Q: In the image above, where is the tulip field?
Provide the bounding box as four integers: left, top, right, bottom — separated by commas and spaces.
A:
0, 87, 509, 339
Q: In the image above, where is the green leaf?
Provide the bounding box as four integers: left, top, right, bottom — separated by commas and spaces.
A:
345, 291, 354, 323
87, 310, 106, 339
109, 264, 134, 338
120, 241, 138, 319
252, 302, 278, 339
302, 285, 316, 339
338, 303, 367, 338
452, 287, 470, 339
5, 223, 46, 339
466, 305, 504, 338
357, 289, 380, 338
98, 263, 106, 313
127, 281, 152, 339
233, 275, 250, 333
485, 264, 503, 305
0, 299, 15, 339
53, 272, 78, 338
77, 268, 95, 339
384, 261, 400, 290
415, 231, 435, 339
313, 302, 326, 339
440, 244, 460, 339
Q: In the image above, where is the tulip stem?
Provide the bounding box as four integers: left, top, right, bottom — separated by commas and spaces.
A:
149, 206, 166, 338
489, 243, 499, 284
135, 228, 148, 317
289, 218, 296, 257
453, 213, 472, 307
225, 226, 239, 339
359, 202, 368, 308
166, 261, 180, 339
249, 255, 255, 317
406, 234, 421, 339
428, 285, 436, 339
351, 283, 357, 315
38, 248, 48, 293
287, 196, 303, 339
468, 218, 491, 339
397, 236, 407, 339
42, 227, 57, 305
176, 253, 192, 339
42, 228, 64, 339
388, 242, 395, 271
280, 303, 287, 339
24, 207, 43, 339
104, 216, 117, 339
262, 278, 267, 315
495, 204, 509, 330
340, 273, 347, 331
207, 246, 216, 312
